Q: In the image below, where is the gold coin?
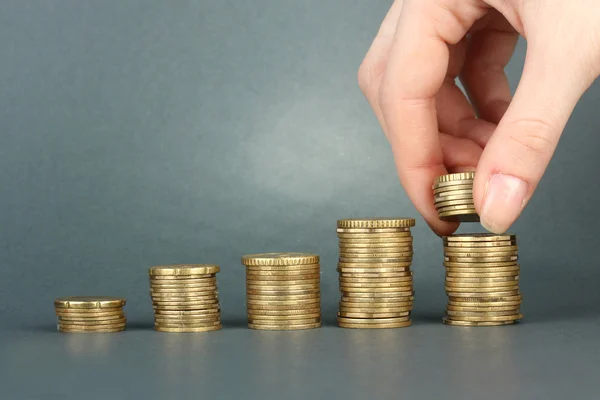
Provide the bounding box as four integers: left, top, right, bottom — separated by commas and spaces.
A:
149, 265, 220, 276
445, 256, 518, 263
58, 325, 126, 333
336, 232, 412, 239
338, 311, 409, 318
444, 264, 519, 271
339, 257, 413, 264
338, 261, 412, 268
154, 324, 222, 333
155, 320, 221, 328
444, 233, 516, 242
442, 318, 516, 327
245, 278, 320, 286
445, 241, 517, 249
339, 271, 412, 278
245, 264, 320, 272
58, 321, 127, 329
443, 245, 518, 253
245, 273, 321, 281
337, 218, 416, 229
248, 313, 321, 321
54, 297, 126, 309
339, 250, 413, 257
445, 309, 518, 317
434, 172, 475, 184
154, 316, 220, 324
339, 245, 413, 253
433, 187, 473, 196
153, 299, 219, 306
340, 300, 413, 308
151, 292, 218, 300
433, 180, 475, 191
337, 320, 411, 329
444, 282, 519, 290
337, 316, 410, 324
58, 318, 127, 326
339, 276, 412, 283
248, 322, 321, 330
247, 293, 320, 300
338, 237, 413, 244
342, 291, 414, 298
241, 253, 319, 266
58, 313, 125, 321
55, 309, 124, 317
433, 192, 473, 202
151, 287, 218, 295
154, 307, 220, 315
248, 306, 320, 314
339, 305, 412, 313
150, 277, 216, 284
447, 291, 521, 299
435, 200, 475, 210
337, 268, 412, 275
437, 203, 478, 211
445, 276, 518, 283
446, 271, 519, 278
340, 283, 412, 291
246, 298, 320, 306
339, 281, 412, 289
153, 304, 219, 311
444, 251, 518, 259
448, 294, 522, 302
150, 282, 217, 290
446, 304, 520, 312
447, 300, 522, 308
444, 313, 523, 322
246, 283, 319, 290
150, 274, 217, 281
336, 227, 411, 234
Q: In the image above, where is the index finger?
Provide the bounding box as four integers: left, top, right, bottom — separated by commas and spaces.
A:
379, 0, 487, 235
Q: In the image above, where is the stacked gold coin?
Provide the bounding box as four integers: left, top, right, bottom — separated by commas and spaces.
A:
54, 296, 127, 333
433, 172, 479, 222
336, 218, 415, 329
242, 253, 321, 331
442, 233, 523, 326
149, 264, 222, 333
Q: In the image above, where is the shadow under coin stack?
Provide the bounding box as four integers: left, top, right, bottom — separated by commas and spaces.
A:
433, 172, 479, 222
54, 296, 127, 333
242, 253, 322, 331
442, 234, 523, 326
149, 265, 222, 333
336, 218, 415, 329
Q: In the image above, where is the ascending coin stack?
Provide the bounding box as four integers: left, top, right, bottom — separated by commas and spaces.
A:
442, 234, 523, 326
54, 296, 127, 333
433, 171, 479, 222
336, 218, 415, 329
149, 264, 222, 333
241, 253, 322, 331
434, 173, 523, 327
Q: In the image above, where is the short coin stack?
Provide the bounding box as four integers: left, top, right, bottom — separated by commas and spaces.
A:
149, 265, 222, 333
433, 172, 479, 222
442, 233, 523, 326
54, 296, 127, 333
336, 218, 415, 329
242, 253, 321, 331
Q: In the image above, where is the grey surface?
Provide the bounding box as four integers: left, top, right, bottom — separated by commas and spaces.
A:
1, 1, 600, 399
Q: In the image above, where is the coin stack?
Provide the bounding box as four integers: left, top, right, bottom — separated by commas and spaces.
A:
433, 172, 479, 222
442, 233, 523, 326
336, 218, 415, 329
54, 296, 127, 333
241, 253, 321, 331
149, 264, 222, 333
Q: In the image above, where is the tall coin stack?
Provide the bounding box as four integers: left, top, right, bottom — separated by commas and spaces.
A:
433, 172, 479, 222
442, 234, 523, 326
336, 218, 415, 329
54, 296, 127, 333
149, 265, 222, 333
241, 253, 322, 331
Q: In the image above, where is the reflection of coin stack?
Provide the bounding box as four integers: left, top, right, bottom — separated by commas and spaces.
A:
433, 172, 479, 222
442, 234, 523, 326
54, 296, 127, 333
242, 253, 322, 331
149, 265, 222, 333
336, 218, 415, 329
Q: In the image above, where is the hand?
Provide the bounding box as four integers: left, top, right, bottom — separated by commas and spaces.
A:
358, 0, 600, 235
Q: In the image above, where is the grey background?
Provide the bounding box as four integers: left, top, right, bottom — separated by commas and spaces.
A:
1, 1, 600, 399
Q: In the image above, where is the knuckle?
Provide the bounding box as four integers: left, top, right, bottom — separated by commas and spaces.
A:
507, 118, 556, 156
357, 56, 386, 98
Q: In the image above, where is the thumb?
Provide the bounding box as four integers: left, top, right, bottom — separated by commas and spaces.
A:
473, 47, 594, 233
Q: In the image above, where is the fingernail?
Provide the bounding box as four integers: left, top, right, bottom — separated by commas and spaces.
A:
480, 173, 528, 233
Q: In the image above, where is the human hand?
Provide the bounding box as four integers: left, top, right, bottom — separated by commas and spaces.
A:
359, 0, 600, 235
